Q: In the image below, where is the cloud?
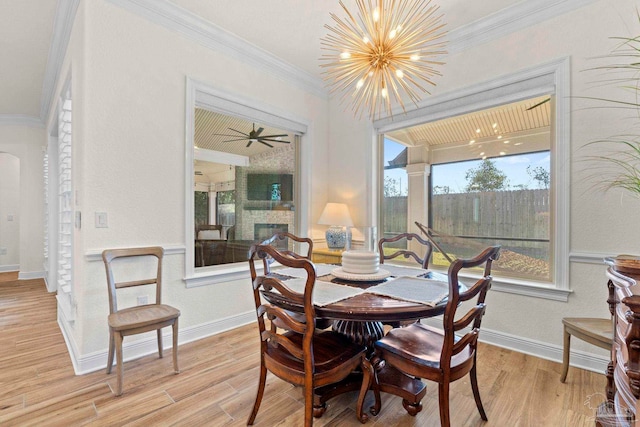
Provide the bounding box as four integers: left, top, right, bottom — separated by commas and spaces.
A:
537, 154, 551, 164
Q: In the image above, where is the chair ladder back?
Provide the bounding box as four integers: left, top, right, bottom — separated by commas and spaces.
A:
440, 246, 501, 368
261, 231, 314, 260
249, 244, 317, 355
102, 246, 164, 314
378, 233, 433, 269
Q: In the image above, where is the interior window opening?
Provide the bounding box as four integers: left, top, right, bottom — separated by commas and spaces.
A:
192, 108, 299, 269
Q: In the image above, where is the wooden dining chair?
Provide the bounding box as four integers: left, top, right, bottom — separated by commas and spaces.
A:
378, 233, 433, 269
102, 246, 180, 396
247, 244, 373, 426
260, 232, 332, 331
260, 231, 313, 260
560, 317, 612, 382
373, 245, 501, 426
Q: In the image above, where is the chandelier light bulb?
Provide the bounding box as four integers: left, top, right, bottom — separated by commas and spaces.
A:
320, 0, 447, 119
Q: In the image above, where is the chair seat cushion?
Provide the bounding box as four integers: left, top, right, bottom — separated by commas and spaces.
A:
109, 304, 180, 331
265, 330, 364, 376
375, 323, 472, 371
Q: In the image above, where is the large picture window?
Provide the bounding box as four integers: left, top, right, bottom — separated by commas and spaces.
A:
430, 151, 551, 282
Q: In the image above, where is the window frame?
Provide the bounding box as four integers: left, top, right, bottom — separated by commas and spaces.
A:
184, 78, 311, 287
373, 57, 571, 301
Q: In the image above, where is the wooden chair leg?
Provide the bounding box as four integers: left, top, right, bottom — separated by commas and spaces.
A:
560, 327, 571, 383
356, 357, 373, 423
172, 320, 179, 373
369, 365, 382, 416
115, 332, 124, 396
438, 382, 450, 427
470, 362, 487, 421
247, 359, 267, 425
106, 330, 115, 374
157, 329, 163, 358
304, 378, 314, 427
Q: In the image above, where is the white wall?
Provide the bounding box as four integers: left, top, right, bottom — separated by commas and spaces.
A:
50, 0, 331, 366
0, 152, 20, 268
0, 125, 45, 276
327, 0, 639, 361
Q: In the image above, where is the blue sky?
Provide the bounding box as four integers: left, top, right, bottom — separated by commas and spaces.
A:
384, 138, 550, 195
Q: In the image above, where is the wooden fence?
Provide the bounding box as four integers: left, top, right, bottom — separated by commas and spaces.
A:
382, 189, 550, 259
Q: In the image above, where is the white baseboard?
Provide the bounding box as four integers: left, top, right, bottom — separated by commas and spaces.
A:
68, 310, 256, 375
18, 270, 45, 280
0, 264, 19, 273
59, 311, 607, 377
420, 318, 608, 374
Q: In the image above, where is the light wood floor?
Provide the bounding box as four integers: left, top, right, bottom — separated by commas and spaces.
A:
0, 278, 606, 426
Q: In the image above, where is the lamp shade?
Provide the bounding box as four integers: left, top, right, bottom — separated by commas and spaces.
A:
318, 203, 353, 227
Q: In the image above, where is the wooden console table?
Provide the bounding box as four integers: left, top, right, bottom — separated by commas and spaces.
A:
597, 261, 640, 426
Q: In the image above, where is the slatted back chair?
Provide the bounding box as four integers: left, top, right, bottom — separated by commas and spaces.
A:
260, 231, 313, 260
247, 244, 372, 426
378, 233, 433, 269
103, 246, 180, 396
374, 245, 501, 426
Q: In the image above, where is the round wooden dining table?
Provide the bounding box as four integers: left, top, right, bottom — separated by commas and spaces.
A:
261, 269, 457, 417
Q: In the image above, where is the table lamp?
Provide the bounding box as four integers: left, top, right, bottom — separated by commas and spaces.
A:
318, 202, 353, 250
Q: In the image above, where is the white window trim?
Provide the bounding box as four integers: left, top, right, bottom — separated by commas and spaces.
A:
374, 57, 572, 302
184, 78, 312, 287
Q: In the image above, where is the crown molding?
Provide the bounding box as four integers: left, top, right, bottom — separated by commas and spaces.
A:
38, 0, 598, 122
448, 0, 599, 55
40, 0, 80, 122
0, 115, 44, 128
106, 0, 328, 99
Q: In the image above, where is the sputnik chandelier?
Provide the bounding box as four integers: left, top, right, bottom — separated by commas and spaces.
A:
320, 0, 447, 120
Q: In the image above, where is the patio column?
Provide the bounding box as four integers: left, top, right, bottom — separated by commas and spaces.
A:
406, 163, 430, 254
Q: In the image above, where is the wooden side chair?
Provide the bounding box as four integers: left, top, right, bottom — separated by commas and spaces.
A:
378, 232, 433, 269
560, 317, 612, 383
247, 244, 373, 426
102, 246, 180, 396
373, 246, 501, 427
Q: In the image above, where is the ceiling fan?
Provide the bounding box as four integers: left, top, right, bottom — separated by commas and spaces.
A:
213, 123, 290, 148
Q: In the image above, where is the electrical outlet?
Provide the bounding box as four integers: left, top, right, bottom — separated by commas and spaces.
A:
137, 295, 148, 306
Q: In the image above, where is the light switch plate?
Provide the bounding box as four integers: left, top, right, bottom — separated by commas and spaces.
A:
95, 212, 108, 228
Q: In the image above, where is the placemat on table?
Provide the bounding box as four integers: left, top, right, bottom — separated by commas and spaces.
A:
365, 276, 449, 306
379, 264, 429, 278
272, 277, 365, 306
276, 263, 336, 279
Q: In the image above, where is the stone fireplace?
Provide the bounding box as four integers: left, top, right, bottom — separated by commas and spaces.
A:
255, 223, 288, 248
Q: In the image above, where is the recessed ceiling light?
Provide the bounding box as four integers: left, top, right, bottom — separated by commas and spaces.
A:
476, 128, 481, 133
492, 123, 497, 128
480, 152, 485, 156
504, 140, 510, 144
469, 140, 475, 145
499, 151, 506, 156
514, 142, 523, 146
497, 135, 502, 139
482, 156, 487, 160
